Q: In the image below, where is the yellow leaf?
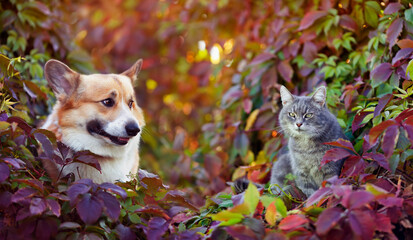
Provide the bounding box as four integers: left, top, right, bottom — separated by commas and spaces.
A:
245, 109, 260, 131
265, 202, 277, 226
210, 209, 243, 222
255, 150, 268, 164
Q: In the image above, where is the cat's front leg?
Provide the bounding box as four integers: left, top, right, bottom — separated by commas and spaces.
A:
295, 174, 319, 197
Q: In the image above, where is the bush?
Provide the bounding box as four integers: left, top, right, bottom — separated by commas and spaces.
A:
1, 0, 413, 239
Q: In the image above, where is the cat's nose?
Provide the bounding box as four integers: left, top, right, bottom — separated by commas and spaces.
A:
296, 123, 302, 127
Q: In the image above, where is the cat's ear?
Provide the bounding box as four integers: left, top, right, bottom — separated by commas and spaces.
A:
280, 86, 294, 106
312, 86, 326, 107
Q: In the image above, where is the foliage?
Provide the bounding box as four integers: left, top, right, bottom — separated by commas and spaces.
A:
1, 0, 413, 239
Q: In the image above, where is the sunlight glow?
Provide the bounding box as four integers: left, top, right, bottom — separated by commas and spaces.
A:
198, 40, 206, 51
210, 44, 221, 64
224, 39, 234, 55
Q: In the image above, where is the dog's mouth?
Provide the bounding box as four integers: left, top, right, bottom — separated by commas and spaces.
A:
86, 120, 130, 145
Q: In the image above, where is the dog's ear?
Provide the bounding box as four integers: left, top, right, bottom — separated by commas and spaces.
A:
122, 59, 142, 83
44, 60, 79, 100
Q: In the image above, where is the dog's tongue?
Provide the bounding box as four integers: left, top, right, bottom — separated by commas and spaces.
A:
118, 137, 130, 142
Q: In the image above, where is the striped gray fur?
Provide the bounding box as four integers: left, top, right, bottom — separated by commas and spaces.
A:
270, 86, 346, 197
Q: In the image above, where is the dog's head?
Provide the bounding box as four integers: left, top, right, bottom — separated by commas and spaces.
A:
44, 59, 145, 155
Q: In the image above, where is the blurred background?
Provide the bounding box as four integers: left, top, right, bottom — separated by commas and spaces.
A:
2, 0, 411, 207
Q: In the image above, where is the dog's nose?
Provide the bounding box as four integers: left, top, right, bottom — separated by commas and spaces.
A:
125, 122, 140, 136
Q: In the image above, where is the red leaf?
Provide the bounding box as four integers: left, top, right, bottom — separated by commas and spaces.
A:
387, 18, 404, 48
382, 125, 399, 159
363, 152, 390, 171
321, 148, 353, 166
339, 15, 357, 32
403, 116, 413, 145
368, 120, 398, 145
370, 63, 393, 87
342, 156, 366, 177
395, 108, 413, 123
324, 139, 356, 153
298, 11, 328, 31
374, 94, 393, 118
278, 215, 308, 231
375, 213, 394, 234
277, 60, 293, 83
250, 52, 275, 65
349, 210, 375, 240
7, 116, 32, 135
384, 3, 403, 15
316, 207, 343, 236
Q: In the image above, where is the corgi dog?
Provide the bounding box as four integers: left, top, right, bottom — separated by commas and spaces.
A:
41, 59, 145, 183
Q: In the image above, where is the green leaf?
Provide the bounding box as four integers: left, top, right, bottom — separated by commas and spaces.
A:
244, 182, 259, 214
405, 7, 413, 24
365, 5, 379, 28
273, 197, 287, 218
406, 59, 413, 80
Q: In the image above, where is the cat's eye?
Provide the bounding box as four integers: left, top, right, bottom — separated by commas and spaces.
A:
304, 113, 314, 119
101, 98, 115, 107
288, 112, 296, 118
128, 99, 134, 109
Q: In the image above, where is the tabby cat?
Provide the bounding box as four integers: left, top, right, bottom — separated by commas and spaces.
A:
270, 85, 346, 197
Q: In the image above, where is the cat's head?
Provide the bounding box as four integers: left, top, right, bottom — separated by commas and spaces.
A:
279, 86, 330, 138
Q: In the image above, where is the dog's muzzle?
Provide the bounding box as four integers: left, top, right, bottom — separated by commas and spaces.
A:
87, 120, 140, 145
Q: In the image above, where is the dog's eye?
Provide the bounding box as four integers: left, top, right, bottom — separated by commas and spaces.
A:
101, 98, 115, 107
305, 113, 313, 119
288, 112, 296, 118
128, 100, 134, 109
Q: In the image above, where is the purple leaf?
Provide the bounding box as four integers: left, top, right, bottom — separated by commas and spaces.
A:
35, 217, 58, 240
96, 191, 120, 220
344, 191, 375, 209
342, 156, 366, 177
277, 60, 293, 82
375, 213, 394, 233
316, 207, 343, 236
363, 152, 390, 171
46, 199, 61, 217
116, 224, 136, 240
0, 163, 10, 182
374, 94, 393, 118
7, 116, 32, 134
339, 15, 357, 32
12, 187, 37, 203
249, 52, 275, 65
305, 187, 333, 207
2, 157, 24, 169
384, 3, 403, 15
76, 193, 103, 225
391, 48, 413, 66
234, 132, 249, 157
370, 63, 393, 87
298, 11, 328, 30
302, 41, 317, 63
34, 132, 54, 159
30, 197, 47, 216
349, 210, 375, 240
0, 112, 8, 121
321, 148, 353, 166
378, 196, 403, 207
382, 125, 399, 159
146, 217, 169, 240
99, 183, 127, 199
387, 18, 404, 49
67, 183, 91, 205
204, 154, 222, 180
0, 191, 12, 209
242, 98, 252, 114
73, 151, 101, 172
